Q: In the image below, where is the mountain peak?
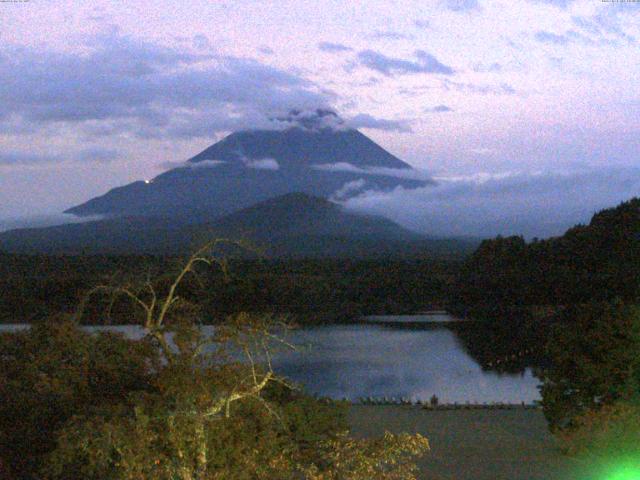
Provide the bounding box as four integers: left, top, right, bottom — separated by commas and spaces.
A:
188, 122, 410, 170
271, 108, 344, 131
65, 117, 431, 218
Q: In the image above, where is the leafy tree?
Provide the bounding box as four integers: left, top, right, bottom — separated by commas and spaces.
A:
452, 235, 530, 311
557, 401, 640, 457
453, 198, 640, 313
0, 318, 158, 479
539, 300, 640, 433
32, 241, 430, 479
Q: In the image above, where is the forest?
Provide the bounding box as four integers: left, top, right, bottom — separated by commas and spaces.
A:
0, 254, 459, 325
453, 198, 640, 463
452, 197, 640, 313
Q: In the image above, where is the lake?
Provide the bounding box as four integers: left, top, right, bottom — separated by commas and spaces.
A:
0, 315, 541, 403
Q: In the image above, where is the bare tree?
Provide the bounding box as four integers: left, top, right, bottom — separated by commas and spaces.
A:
74, 239, 291, 417
45, 239, 429, 480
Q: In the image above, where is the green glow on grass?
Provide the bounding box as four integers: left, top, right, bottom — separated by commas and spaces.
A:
605, 460, 640, 480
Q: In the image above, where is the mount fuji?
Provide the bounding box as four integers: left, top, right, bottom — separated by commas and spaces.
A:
65, 110, 431, 220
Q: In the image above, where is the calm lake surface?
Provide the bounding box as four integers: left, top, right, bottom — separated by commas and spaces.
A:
0, 315, 541, 403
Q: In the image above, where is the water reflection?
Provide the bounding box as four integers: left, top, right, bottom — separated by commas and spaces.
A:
272, 322, 541, 403
0, 317, 542, 403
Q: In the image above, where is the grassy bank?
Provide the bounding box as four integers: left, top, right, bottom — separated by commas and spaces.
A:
348, 405, 586, 480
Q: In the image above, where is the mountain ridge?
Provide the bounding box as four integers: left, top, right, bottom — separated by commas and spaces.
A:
65, 115, 431, 219
1, 193, 479, 257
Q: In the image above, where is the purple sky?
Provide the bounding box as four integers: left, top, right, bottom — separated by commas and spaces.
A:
1, 0, 639, 237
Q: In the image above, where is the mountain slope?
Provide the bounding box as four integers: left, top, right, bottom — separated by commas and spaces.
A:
212, 192, 419, 241
0, 193, 478, 257
65, 112, 430, 219
189, 127, 410, 170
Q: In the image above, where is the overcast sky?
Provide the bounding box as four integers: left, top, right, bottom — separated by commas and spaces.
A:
1, 0, 639, 237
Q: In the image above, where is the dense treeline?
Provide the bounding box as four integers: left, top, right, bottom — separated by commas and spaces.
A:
451, 197, 640, 456
203, 258, 456, 323
452, 198, 640, 312
0, 254, 170, 324
539, 300, 640, 433
0, 253, 461, 324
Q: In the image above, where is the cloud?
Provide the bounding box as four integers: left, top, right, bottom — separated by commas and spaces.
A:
348, 113, 412, 132
443, 0, 480, 12
313, 162, 362, 174
192, 34, 212, 51
0, 151, 63, 166
468, 147, 494, 155
442, 79, 516, 95
369, 30, 415, 41
535, 8, 637, 47
258, 46, 275, 55
160, 157, 283, 172
76, 147, 120, 163
160, 157, 280, 171
414, 20, 430, 29
571, 9, 637, 45
342, 167, 640, 239
528, 0, 575, 8
425, 105, 453, 113
472, 62, 502, 73
318, 42, 353, 53
356, 49, 454, 76
243, 157, 280, 170
162, 109, 289, 139
191, 159, 226, 169
535, 30, 571, 45
536, 28, 618, 47
159, 159, 226, 170
272, 108, 348, 131
0, 147, 119, 166
331, 179, 367, 201
534, 30, 596, 45
312, 162, 434, 182
0, 32, 331, 139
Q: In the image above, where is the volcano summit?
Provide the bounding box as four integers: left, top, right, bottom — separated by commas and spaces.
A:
66, 110, 431, 220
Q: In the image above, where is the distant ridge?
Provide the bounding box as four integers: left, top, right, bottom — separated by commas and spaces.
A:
0, 193, 477, 258
213, 192, 420, 241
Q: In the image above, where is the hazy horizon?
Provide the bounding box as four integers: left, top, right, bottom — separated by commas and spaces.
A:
1, 0, 639, 238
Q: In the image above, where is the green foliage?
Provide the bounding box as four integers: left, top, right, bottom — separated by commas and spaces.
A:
41, 321, 428, 480
203, 258, 456, 323
453, 198, 640, 312
0, 318, 158, 479
0, 255, 459, 325
558, 401, 640, 457
553, 401, 640, 480
44, 373, 348, 479
2, 247, 430, 480
453, 235, 530, 309
539, 300, 640, 433
300, 431, 429, 480
445, 197, 640, 457
445, 311, 552, 373
450, 198, 640, 381
0, 253, 170, 323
